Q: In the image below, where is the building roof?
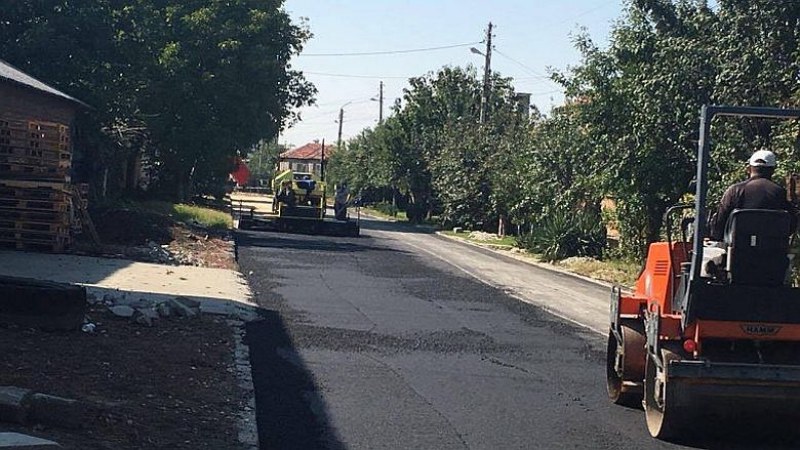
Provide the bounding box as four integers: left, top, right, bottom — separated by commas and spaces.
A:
280, 142, 334, 160
0, 58, 87, 107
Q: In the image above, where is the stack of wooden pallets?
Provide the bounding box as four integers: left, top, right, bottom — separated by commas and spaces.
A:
0, 118, 73, 252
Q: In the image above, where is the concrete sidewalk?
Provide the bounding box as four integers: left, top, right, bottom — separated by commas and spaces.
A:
0, 250, 255, 317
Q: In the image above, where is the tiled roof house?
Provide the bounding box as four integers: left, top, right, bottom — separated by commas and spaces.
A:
278, 141, 335, 176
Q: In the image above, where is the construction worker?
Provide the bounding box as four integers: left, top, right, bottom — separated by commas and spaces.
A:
275, 180, 296, 209
710, 149, 798, 240
334, 181, 350, 221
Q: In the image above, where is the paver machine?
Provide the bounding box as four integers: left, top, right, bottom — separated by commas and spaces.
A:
607, 105, 800, 439
232, 169, 360, 236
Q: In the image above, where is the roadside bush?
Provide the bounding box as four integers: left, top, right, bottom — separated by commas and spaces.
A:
370, 202, 399, 217
518, 209, 606, 262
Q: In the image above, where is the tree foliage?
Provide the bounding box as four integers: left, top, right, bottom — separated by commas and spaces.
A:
553, 0, 799, 255
327, 1, 800, 259
0, 0, 315, 199
330, 66, 528, 225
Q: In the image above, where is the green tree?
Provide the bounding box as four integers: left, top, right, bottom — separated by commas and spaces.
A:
141, 0, 316, 198
247, 140, 287, 186
555, 1, 718, 253
0, 0, 316, 199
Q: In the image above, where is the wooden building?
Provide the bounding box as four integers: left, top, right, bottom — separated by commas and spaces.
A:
0, 58, 88, 252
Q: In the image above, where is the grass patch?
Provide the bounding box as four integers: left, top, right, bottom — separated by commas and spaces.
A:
363, 205, 408, 221
140, 201, 232, 230
441, 230, 516, 247
439, 230, 640, 287
556, 256, 641, 287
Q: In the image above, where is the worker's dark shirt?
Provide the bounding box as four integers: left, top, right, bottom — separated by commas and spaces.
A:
710, 176, 798, 240
276, 188, 296, 208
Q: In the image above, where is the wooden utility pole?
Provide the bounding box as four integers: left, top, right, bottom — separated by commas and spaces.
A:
337, 107, 344, 151
320, 139, 326, 180
480, 22, 493, 124
378, 81, 384, 124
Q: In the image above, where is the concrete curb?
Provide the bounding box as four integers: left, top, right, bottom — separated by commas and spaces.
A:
434, 231, 620, 291
0, 386, 99, 430
230, 317, 259, 450
228, 267, 259, 450
0, 432, 59, 448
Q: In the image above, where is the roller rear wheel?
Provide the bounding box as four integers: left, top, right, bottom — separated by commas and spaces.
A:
606, 324, 645, 407
644, 349, 689, 440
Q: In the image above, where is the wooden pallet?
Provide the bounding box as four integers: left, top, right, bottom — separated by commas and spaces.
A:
0, 118, 28, 131
0, 155, 71, 170
27, 134, 70, 150
0, 153, 71, 169
0, 145, 70, 161
33, 141, 69, 152
1, 117, 68, 128
0, 197, 68, 212
0, 162, 67, 176
0, 179, 69, 190
0, 207, 67, 223
0, 184, 69, 201
0, 128, 28, 139
28, 121, 67, 133
0, 139, 69, 153
30, 130, 69, 141
0, 238, 66, 253
4, 139, 69, 152
0, 173, 69, 182
29, 125, 69, 143
0, 228, 70, 242
0, 220, 69, 235
0, 136, 32, 147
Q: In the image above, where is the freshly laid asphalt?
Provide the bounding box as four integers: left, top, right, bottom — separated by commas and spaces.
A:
237, 218, 800, 450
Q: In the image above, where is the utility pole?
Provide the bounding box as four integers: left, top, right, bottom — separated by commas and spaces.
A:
480, 22, 493, 124
320, 139, 325, 181
337, 107, 344, 151
378, 81, 384, 124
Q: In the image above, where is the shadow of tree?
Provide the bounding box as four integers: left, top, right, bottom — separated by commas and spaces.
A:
246, 310, 346, 450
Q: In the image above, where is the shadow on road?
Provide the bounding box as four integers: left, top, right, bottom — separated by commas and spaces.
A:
237, 229, 404, 254
667, 411, 800, 449
246, 310, 346, 450
358, 216, 436, 234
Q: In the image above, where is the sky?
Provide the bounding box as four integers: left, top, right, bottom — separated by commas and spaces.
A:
280, 0, 624, 148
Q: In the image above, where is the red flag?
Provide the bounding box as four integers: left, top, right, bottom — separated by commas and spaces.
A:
231, 157, 250, 185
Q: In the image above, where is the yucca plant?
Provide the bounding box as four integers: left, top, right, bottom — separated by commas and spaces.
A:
518, 209, 606, 262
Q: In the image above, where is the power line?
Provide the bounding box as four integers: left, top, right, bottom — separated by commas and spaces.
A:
303, 71, 410, 80
514, 75, 554, 81
299, 100, 375, 122
301, 41, 481, 57
311, 98, 372, 108
529, 89, 563, 96
493, 49, 561, 86
554, 0, 618, 26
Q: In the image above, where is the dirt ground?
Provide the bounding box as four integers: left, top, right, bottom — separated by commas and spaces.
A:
0, 205, 247, 448
79, 205, 237, 270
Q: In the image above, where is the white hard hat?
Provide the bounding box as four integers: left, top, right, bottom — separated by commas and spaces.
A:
748, 149, 777, 167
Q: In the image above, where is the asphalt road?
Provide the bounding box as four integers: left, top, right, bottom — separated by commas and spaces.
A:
237, 217, 800, 450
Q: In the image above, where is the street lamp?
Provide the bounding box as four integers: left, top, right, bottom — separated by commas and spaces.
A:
369, 81, 384, 124
469, 44, 491, 123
